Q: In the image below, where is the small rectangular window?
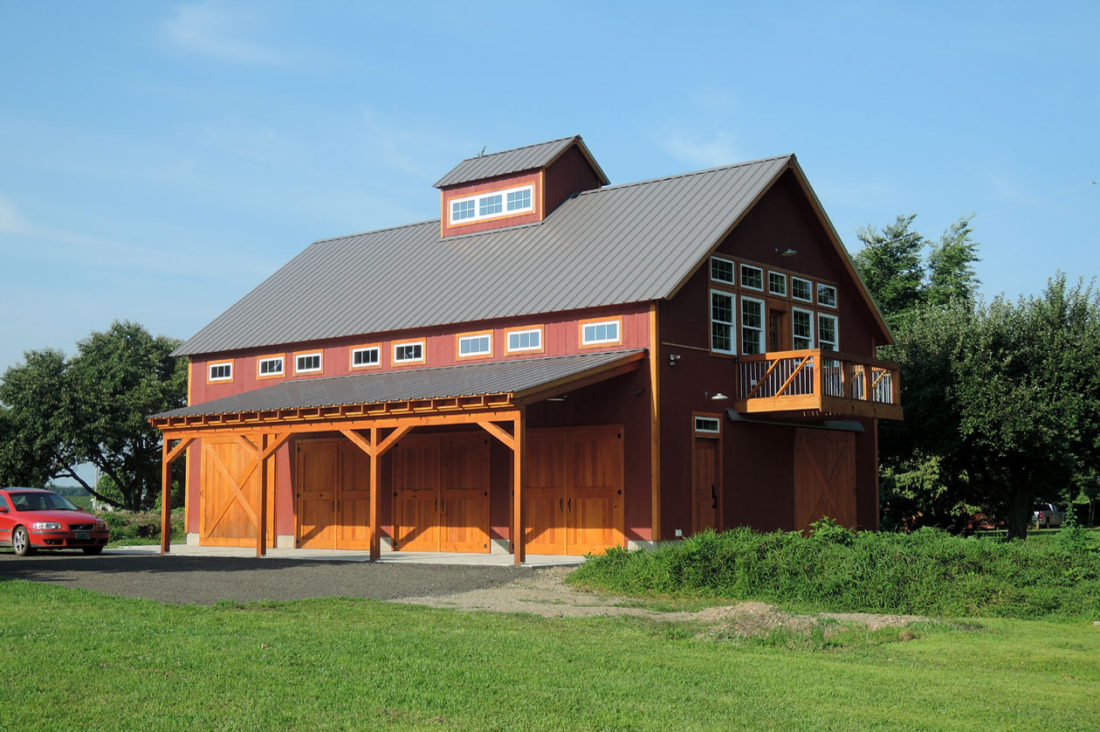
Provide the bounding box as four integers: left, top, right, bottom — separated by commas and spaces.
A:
581, 319, 620, 345
741, 297, 764, 355
791, 276, 813, 302
351, 346, 380, 368
817, 283, 838, 308
458, 333, 492, 358
710, 256, 735, 284
710, 290, 735, 354
393, 341, 424, 364
818, 314, 839, 351
258, 357, 284, 378
208, 362, 232, 382
506, 327, 542, 353
768, 271, 787, 297
452, 199, 475, 221
479, 194, 503, 216
792, 308, 814, 349
295, 353, 322, 374
694, 416, 721, 435
506, 188, 531, 211
740, 264, 764, 290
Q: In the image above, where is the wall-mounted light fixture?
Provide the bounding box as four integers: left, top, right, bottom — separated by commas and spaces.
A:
704, 391, 729, 401
547, 394, 568, 402
668, 353, 681, 366
775, 247, 798, 257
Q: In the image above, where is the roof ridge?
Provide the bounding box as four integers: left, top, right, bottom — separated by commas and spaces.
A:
580, 154, 793, 196
312, 218, 439, 245
455, 135, 578, 165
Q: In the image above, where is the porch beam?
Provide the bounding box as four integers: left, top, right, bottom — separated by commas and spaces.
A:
476, 420, 515, 450
160, 436, 195, 554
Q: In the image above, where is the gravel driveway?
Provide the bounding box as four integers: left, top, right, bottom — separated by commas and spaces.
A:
0, 551, 532, 605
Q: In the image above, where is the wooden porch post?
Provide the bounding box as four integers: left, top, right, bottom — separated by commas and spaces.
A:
369, 427, 381, 561
160, 440, 172, 554
512, 406, 526, 566
257, 433, 268, 558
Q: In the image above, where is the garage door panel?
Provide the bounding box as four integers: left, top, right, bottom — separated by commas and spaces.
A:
296, 439, 339, 548
201, 438, 259, 547
794, 429, 856, 530
525, 433, 566, 554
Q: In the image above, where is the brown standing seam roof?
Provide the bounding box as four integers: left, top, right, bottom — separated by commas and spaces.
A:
174, 154, 794, 357
152, 350, 644, 419
433, 136, 608, 188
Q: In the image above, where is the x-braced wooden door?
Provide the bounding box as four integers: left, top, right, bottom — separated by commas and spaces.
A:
793, 428, 857, 530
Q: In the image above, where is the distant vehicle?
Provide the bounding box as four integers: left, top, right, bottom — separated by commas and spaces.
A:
1032, 502, 1066, 529
0, 487, 109, 556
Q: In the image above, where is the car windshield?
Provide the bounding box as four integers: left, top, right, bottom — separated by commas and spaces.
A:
8, 492, 79, 512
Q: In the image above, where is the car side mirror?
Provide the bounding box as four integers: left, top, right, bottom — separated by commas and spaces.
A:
0, 506, 7, 513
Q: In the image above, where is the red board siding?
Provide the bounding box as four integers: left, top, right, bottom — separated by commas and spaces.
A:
543, 144, 605, 216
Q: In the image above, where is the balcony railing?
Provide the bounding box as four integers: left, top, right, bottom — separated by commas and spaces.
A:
733, 349, 903, 420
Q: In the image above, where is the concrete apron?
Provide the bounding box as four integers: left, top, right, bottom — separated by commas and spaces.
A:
107, 544, 586, 567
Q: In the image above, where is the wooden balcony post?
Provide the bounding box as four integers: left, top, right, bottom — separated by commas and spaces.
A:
813, 349, 823, 398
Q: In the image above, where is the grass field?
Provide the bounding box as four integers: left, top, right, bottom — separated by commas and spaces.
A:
1, 579, 1097, 730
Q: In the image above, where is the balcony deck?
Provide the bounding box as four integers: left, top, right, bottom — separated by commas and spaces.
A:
732, 349, 903, 421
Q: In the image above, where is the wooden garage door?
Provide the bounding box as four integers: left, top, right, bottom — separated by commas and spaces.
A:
200, 437, 264, 547
526, 425, 624, 556
793, 428, 856, 530
393, 433, 491, 553
295, 438, 373, 550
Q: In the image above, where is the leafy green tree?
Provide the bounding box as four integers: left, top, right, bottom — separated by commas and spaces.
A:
854, 214, 927, 326
927, 216, 981, 307
0, 322, 186, 510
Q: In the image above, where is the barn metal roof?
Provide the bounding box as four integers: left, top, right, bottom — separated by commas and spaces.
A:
153, 349, 644, 419
434, 136, 608, 188
175, 154, 793, 357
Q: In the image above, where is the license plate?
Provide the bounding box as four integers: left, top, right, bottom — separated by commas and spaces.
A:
74, 531, 90, 541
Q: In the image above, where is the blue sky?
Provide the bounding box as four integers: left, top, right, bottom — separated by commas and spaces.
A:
1, 1, 1097, 375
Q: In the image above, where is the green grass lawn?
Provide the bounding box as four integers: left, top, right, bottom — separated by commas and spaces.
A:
1, 580, 1097, 730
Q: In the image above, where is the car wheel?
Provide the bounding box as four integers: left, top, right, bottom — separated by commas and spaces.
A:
12, 526, 34, 556
81, 546, 103, 555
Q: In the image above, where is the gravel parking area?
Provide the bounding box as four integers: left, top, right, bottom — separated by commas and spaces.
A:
0, 551, 532, 605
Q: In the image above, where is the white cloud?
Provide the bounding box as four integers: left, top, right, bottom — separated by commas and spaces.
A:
660, 130, 741, 169
0, 193, 30, 235
161, 1, 284, 66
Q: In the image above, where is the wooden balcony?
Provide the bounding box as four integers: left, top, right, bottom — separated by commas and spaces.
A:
732, 349, 903, 421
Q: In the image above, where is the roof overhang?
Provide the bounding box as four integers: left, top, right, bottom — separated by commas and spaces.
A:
149, 350, 645, 433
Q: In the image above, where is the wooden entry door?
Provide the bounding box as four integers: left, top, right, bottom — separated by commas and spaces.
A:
200, 437, 262, 547
692, 437, 720, 533
525, 425, 625, 556
793, 428, 856, 530
393, 433, 491, 552
295, 437, 373, 550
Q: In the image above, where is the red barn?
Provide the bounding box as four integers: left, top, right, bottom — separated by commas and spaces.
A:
151, 136, 901, 562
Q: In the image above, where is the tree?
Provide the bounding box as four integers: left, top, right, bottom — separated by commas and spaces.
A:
927, 216, 981, 307
0, 322, 186, 510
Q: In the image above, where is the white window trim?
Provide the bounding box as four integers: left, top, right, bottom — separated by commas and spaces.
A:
792, 307, 815, 349
258, 357, 284, 376
817, 283, 838, 309
694, 416, 721, 435
740, 295, 765, 355
208, 362, 232, 382
818, 313, 839, 351
740, 263, 764, 291
710, 256, 735, 284
458, 333, 492, 358
581, 320, 620, 346
791, 276, 813, 303
506, 328, 542, 353
768, 271, 788, 297
449, 184, 534, 225
350, 346, 380, 369
295, 352, 323, 374
393, 341, 425, 364
710, 289, 736, 355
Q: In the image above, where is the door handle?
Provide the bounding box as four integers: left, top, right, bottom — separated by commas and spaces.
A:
434, 498, 438, 512
560, 497, 564, 512
441, 498, 445, 513
567, 498, 572, 512
711, 484, 718, 509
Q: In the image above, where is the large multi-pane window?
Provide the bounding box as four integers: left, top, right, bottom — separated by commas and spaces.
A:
506, 189, 531, 211
506, 328, 542, 352
581, 320, 620, 345
740, 264, 764, 290
710, 290, 735, 354
351, 346, 379, 368
818, 314, 839, 351
393, 342, 424, 363
449, 184, 534, 225
792, 309, 814, 349
710, 256, 735, 284
258, 356, 284, 377
478, 194, 502, 216
458, 333, 491, 357
741, 297, 764, 354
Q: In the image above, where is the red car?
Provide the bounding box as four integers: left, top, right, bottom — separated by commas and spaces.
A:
0, 487, 109, 556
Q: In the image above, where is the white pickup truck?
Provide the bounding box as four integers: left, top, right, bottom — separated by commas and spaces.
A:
1032, 502, 1066, 528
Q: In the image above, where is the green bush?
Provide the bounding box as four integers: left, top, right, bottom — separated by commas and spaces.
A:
100, 508, 185, 545
570, 523, 1100, 620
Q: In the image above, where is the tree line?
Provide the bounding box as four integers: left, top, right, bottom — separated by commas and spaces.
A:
854, 215, 1100, 538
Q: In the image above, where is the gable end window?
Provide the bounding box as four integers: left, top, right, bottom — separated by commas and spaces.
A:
458, 333, 492, 358
295, 352, 322, 374
449, 184, 535, 225
710, 256, 735, 284
506, 327, 543, 353
351, 346, 380, 368
768, 271, 787, 297
393, 341, 425, 364
258, 356, 284, 378
580, 319, 621, 346
208, 362, 232, 382
818, 314, 839, 351
710, 290, 735, 354
792, 308, 814, 350
791, 276, 813, 302
741, 296, 764, 355
817, 283, 838, 308
740, 264, 764, 290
